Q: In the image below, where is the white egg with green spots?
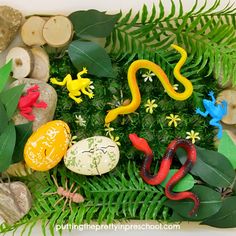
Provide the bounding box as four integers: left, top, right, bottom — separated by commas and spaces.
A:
64, 136, 120, 175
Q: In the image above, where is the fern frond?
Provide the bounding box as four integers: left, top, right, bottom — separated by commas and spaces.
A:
0, 163, 167, 235
106, 0, 236, 85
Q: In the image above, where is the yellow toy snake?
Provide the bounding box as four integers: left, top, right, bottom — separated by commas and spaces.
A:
105, 44, 193, 124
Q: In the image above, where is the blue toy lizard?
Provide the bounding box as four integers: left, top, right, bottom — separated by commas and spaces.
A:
196, 91, 227, 139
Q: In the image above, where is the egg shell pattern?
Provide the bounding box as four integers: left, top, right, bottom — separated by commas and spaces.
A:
64, 136, 119, 175
24, 120, 70, 171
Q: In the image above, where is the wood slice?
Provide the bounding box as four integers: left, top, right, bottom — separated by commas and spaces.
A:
42, 15, 73, 48
217, 89, 236, 125
6, 46, 33, 79
21, 16, 46, 46
4, 162, 33, 177
30, 47, 50, 82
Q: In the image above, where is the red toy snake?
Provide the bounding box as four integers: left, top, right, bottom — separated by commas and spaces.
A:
129, 133, 200, 216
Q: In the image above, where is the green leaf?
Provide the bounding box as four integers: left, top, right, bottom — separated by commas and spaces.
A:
0, 60, 12, 93
141, 4, 148, 24
0, 122, 16, 172
201, 196, 236, 228
218, 131, 236, 169
0, 84, 25, 119
170, 211, 185, 222
160, 169, 195, 192
12, 122, 33, 163
68, 40, 114, 78
233, 179, 236, 194
0, 100, 8, 134
69, 10, 121, 38
177, 146, 236, 187
164, 185, 222, 221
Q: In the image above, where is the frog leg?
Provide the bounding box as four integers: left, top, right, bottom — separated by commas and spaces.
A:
69, 91, 82, 104
33, 101, 47, 109
51, 74, 72, 86
27, 85, 39, 93
77, 67, 88, 79
81, 87, 94, 99
208, 91, 216, 103
209, 118, 222, 139
20, 107, 35, 121
196, 108, 209, 117
220, 101, 228, 115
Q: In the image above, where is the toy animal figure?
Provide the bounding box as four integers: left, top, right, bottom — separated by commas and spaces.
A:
105, 44, 193, 124
44, 175, 84, 212
50, 67, 94, 104
196, 91, 227, 139
18, 85, 47, 121
129, 133, 199, 216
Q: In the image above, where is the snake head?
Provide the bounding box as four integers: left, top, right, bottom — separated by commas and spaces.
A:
129, 133, 153, 156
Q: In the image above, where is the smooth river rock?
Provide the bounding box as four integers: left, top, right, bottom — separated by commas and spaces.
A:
11, 78, 57, 131
64, 136, 120, 175
0, 181, 32, 224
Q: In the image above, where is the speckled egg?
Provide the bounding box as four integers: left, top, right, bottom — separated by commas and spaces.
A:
24, 120, 70, 171
64, 136, 119, 175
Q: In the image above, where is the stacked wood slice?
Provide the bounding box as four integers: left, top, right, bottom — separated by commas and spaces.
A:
217, 89, 236, 125
5, 46, 50, 82
21, 15, 73, 48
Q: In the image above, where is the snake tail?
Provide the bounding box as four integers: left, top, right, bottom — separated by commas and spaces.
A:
129, 133, 200, 216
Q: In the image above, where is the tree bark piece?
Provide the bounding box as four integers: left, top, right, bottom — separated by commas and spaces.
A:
43, 15, 73, 48
6, 46, 33, 79
30, 47, 50, 82
217, 89, 236, 124
21, 16, 46, 46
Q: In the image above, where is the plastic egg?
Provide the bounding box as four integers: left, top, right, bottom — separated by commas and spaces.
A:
24, 120, 70, 171
64, 136, 119, 175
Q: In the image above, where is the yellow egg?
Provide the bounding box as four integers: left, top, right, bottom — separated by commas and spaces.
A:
24, 120, 71, 171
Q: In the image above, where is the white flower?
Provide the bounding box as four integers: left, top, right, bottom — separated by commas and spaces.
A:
75, 115, 86, 127
110, 134, 121, 146
144, 99, 158, 114
166, 114, 181, 127
142, 70, 155, 82
71, 135, 78, 145
104, 124, 115, 136
164, 84, 179, 93
186, 130, 200, 144
87, 81, 95, 93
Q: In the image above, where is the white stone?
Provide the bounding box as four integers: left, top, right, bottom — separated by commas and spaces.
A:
64, 136, 120, 175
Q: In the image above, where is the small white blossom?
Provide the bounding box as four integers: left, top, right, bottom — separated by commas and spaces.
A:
186, 130, 200, 144
71, 135, 78, 145
75, 115, 86, 127
144, 99, 158, 114
142, 70, 155, 82
164, 84, 179, 93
